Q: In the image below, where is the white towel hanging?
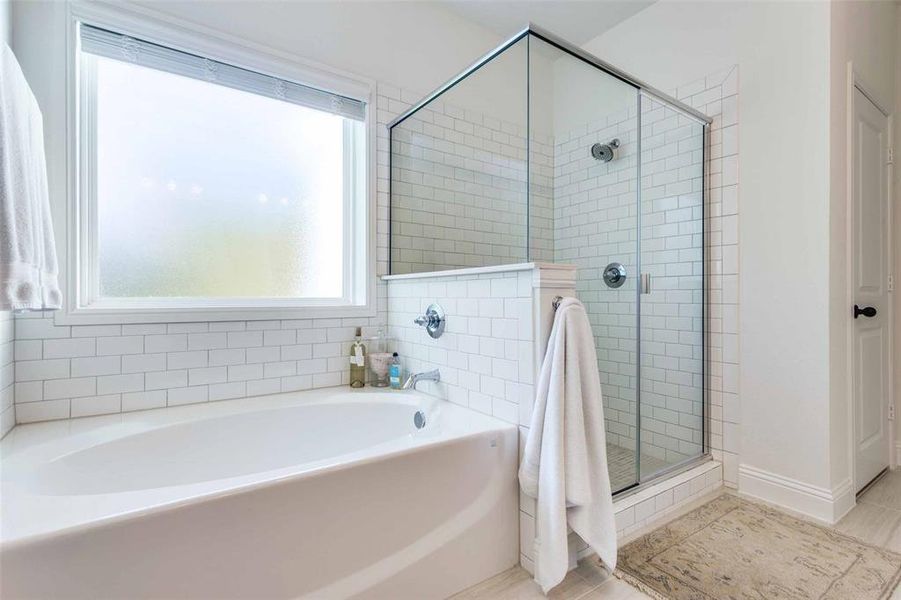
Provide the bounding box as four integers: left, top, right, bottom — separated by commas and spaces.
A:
519, 296, 616, 593
0, 44, 61, 311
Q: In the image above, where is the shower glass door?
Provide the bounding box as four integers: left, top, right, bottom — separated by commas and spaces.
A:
638, 93, 705, 480
528, 35, 642, 493
388, 27, 710, 495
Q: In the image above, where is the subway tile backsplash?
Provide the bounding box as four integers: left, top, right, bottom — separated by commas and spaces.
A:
11, 314, 383, 423
386, 268, 536, 425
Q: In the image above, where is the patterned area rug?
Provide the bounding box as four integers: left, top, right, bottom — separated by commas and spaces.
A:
617, 494, 901, 600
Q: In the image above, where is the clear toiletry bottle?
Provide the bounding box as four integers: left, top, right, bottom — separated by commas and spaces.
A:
369, 328, 391, 388
389, 352, 402, 389
349, 327, 366, 388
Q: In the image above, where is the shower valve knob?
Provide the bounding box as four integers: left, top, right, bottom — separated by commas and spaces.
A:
603, 262, 627, 288
413, 303, 446, 339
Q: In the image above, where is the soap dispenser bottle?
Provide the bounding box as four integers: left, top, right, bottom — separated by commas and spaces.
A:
349, 327, 366, 388
389, 352, 402, 389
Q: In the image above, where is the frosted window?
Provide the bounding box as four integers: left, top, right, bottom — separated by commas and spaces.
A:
92, 56, 359, 299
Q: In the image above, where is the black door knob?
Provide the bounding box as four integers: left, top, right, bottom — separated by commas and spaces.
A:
854, 305, 877, 319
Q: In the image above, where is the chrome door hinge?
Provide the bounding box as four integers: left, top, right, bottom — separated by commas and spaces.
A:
889, 147, 894, 165
889, 274, 895, 292
889, 404, 895, 421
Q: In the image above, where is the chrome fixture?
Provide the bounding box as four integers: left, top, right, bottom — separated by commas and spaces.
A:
640, 273, 652, 295
402, 369, 441, 391
552, 295, 563, 311
591, 138, 620, 162
603, 262, 627, 288
413, 410, 427, 429
413, 303, 446, 339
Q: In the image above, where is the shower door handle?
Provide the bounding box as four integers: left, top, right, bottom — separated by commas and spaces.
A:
640, 273, 651, 295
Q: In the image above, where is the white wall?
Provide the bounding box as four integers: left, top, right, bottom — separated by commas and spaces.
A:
895, 5, 901, 463
583, 0, 836, 516
828, 0, 898, 505
129, 0, 501, 98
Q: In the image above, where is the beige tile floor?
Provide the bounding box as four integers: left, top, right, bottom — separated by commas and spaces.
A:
836, 469, 901, 554
456, 469, 901, 599
450, 555, 650, 600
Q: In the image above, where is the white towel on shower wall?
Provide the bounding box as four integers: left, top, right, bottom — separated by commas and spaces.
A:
0, 44, 61, 311
519, 297, 616, 593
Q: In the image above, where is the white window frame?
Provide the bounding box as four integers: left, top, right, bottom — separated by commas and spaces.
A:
60, 2, 376, 325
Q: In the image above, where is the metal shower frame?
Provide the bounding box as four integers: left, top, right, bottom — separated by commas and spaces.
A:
388, 24, 713, 496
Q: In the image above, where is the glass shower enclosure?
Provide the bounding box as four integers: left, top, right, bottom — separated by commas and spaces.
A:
388, 26, 710, 494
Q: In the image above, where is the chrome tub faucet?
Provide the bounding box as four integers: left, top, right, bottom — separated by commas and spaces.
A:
402, 369, 440, 390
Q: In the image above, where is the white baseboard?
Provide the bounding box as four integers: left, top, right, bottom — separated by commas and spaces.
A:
738, 464, 853, 524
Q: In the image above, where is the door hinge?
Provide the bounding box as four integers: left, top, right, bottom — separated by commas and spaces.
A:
889, 147, 895, 165
889, 404, 895, 421
889, 274, 895, 292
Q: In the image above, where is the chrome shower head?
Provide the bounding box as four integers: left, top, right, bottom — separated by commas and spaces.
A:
590, 138, 620, 162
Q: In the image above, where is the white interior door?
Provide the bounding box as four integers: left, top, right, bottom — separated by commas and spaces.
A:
851, 85, 891, 493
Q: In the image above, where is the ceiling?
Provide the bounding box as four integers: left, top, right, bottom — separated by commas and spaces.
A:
437, 0, 657, 46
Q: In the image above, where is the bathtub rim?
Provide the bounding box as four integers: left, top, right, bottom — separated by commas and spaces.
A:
0, 387, 517, 548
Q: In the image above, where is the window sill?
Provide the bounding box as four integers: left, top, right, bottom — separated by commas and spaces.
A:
54, 303, 376, 326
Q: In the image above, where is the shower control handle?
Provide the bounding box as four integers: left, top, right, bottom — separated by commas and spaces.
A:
603, 263, 627, 289
854, 304, 877, 319
413, 303, 446, 339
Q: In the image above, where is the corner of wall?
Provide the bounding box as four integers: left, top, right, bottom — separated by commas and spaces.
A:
1, 311, 15, 438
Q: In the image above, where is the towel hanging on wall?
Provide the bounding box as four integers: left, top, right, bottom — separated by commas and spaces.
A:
519, 296, 616, 593
0, 44, 61, 311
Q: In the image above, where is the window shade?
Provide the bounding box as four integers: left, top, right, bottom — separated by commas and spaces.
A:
79, 23, 366, 121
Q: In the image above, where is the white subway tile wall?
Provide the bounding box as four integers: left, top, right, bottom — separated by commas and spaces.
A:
554, 68, 739, 486
638, 96, 705, 467
553, 104, 641, 465
1, 311, 14, 437
389, 102, 553, 274
682, 67, 740, 488
388, 65, 740, 568
528, 132, 556, 264
384, 68, 738, 489
609, 462, 723, 543
386, 269, 534, 423
11, 313, 392, 422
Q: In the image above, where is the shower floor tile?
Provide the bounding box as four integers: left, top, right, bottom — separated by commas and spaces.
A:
607, 444, 668, 492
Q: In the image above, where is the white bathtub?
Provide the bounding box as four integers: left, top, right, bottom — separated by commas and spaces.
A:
0, 388, 519, 599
